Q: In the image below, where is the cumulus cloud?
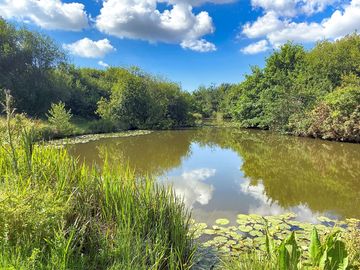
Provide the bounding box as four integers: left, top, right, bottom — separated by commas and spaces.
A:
301, 0, 339, 15
95, 0, 218, 52
242, 11, 284, 38
239, 179, 322, 223
164, 168, 216, 208
241, 39, 270, 54
241, 0, 360, 53
169, 0, 236, 6
63, 38, 115, 58
251, 0, 298, 17
98, 60, 109, 68
181, 39, 217, 52
250, 0, 338, 17
0, 0, 89, 31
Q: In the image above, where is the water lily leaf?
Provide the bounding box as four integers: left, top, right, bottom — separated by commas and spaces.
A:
249, 230, 264, 237
203, 229, 216, 235
215, 218, 230, 225
237, 214, 249, 220
317, 216, 333, 223
239, 225, 253, 233
213, 236, 228, 245
253, 223, 264, 230
236, 219, 248, 226
226, 240, 237, 246
193, 223, 207, 230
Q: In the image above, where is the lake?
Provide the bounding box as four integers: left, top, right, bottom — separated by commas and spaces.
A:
68, 127, 360, 225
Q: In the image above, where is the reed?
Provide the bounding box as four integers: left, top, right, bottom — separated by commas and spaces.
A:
0, 91, 195, 269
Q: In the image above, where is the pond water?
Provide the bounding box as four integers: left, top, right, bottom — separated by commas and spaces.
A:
68, 128, 360, 225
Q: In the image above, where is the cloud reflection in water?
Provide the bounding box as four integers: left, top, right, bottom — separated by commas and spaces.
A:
164, 168, 216, 208
239, 179, 325, 223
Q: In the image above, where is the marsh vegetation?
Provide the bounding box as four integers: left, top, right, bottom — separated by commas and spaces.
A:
1, 17, 360, 269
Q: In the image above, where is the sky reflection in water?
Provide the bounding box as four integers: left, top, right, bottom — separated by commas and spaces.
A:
69, 128, 360, 225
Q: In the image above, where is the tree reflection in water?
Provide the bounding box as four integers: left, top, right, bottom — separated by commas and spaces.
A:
69, 127, 360, 222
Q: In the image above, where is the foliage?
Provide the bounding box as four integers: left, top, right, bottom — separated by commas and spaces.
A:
0, 18, 66, 115
192, 83, 232, 119
222, 226, 353, 270
47, 102, 74, 136
0, 19, 193, 131
97, 68, 193, 129
0, 99, 195, 269
208, 34, 360, 142
307, 74, 360, 141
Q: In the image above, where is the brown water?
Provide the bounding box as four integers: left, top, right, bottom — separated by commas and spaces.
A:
68, 128, 360, 225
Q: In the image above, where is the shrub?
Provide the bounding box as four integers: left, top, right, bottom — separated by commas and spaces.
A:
307, 76, 360, 142
47, 102, 74, 136
88, 119, 118, 134
0, 100, 195, 269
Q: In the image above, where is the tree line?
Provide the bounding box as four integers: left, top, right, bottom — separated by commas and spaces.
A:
1, 18, 359, 141
0, 18, 193, 132
192, 35, 360, 142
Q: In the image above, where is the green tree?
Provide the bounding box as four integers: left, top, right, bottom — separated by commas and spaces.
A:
0, 19, 66, 116
47, 102, 74, 135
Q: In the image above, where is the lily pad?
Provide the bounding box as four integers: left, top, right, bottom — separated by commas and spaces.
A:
203, 229, 216, 235
317, 216, 333, 223
213, 236, 228, 245
239, 225, 253, 233
249, 230, 264, 237
215, 218, 230, 225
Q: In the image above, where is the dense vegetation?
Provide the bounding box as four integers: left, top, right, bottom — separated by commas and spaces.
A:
0, 18, 193, 137
1, 15, 360, 270
192, 35, 360, 142
0, 92, 194, 269
1, 18, 359, 141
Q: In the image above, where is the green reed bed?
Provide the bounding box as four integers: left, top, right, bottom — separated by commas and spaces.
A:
0, 102, 195, 269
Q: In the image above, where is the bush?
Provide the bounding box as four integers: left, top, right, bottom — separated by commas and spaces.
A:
0, 110, 195, 269
307, 75, 360, 142
47, 102, 74, 136
88, 119, 118, 134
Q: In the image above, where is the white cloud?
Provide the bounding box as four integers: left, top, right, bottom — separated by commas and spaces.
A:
0, 0, 88, 31
63, 38, 115, 58
241, 0, 360, 53
267, 21, 324, 46
164, 168, 216, 208
242, 11, 284, 38
95, 0, 218, 52
301, 0, 338, 15
241, 39, 270, 54
181, 39, 216, 52
251, 0, 298, 17
98, 60, 109, 68
169, 0, 236, 6
250, 0, 339, 17
239, 179, 323, 223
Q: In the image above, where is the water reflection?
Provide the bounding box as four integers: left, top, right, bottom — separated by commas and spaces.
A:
163, 168, 215, 208
239, 179, 323, 223
69, 128, 360, 223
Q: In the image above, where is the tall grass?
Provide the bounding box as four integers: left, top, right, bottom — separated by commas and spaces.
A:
0, 91, 195, 269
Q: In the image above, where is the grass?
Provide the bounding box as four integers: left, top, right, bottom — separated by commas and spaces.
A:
0, 114, 115, 141
0, 95, 195, 269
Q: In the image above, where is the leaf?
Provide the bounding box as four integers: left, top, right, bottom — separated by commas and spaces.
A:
278, 231, 301, 270
326, 239, 349, 270
265, 227, 275, 258
309, 227, 322, 266
215, 218, 230, 225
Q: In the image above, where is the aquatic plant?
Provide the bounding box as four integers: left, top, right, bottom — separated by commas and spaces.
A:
0, 98, 195, 269
190, 213, 359, 269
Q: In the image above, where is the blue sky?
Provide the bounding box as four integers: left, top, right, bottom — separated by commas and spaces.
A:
1, 0, 359, 91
